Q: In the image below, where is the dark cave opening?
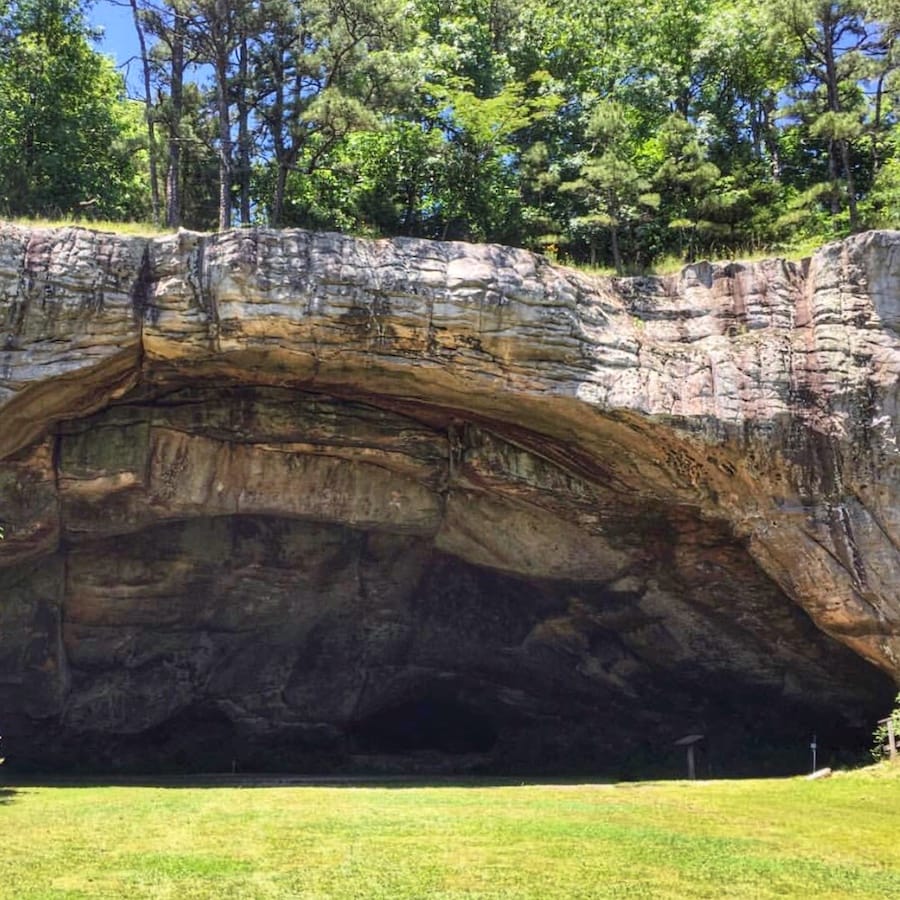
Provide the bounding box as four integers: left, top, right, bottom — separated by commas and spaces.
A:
4, 500, 895, 776
350, 694, 498, 756
135, 705, 240, 772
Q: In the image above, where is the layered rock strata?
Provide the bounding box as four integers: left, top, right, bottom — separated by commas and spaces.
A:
1, 224, 898, 773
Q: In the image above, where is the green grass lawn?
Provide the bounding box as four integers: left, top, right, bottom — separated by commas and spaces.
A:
2, 766, 899, 899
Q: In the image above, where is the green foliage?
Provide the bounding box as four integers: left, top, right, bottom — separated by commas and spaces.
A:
863, 126, 900, 228
249, 0, 422, 227
561, 101, 659, 270
0, 0, 897, 264
871, 693, 900, 762
0, 0, 148, 220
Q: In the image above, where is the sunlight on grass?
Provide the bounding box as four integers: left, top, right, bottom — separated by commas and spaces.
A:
1, 217, 842, 270
1, 766, 899, 898
563, 234, 841, 278
4, 216, 172, 237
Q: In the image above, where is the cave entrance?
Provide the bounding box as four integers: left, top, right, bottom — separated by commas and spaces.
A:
351, 694, 497, 756
136, 705, 239, 772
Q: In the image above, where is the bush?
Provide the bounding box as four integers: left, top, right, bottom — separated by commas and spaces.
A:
872, 693, 900, 762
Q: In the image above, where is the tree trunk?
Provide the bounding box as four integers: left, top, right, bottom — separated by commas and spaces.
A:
827, 137, 840, 215
822, 12, 843, 219
215, 51, 232, 231
130, 0, 160, 224
237, 32, 251, 226
871, 68, 887, 177
166, 10, 185, 229
273, 162, 288, 227
762, 98, 781, 181
269, 46, 288, 227
610, 225, 622, 274
841, 138, 859, 231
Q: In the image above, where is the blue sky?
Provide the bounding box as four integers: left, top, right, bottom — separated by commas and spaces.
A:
90, 1, 142, 94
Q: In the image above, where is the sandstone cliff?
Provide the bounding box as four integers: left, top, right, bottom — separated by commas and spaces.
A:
1, 224, 898, 773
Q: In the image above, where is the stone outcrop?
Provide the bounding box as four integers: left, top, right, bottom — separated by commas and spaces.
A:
1, 223, 898, 774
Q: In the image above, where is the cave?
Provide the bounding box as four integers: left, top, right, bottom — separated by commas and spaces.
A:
133, 705, 240, 773
350, 693, 498, 756
1, 383, 894, 777
1, 226, 898, 778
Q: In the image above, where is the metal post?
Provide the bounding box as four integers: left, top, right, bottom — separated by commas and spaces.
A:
888, 719, 897, 762
810, 734, 817, 774
687, 744, 696, 781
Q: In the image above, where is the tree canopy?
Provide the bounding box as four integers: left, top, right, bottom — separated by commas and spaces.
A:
0, 0, 148, 219
0, 0, 897, 269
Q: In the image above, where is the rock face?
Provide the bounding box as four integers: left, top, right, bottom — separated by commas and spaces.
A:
1, 224, 898, 775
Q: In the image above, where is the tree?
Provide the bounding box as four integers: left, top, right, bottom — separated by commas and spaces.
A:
561, 101, 659, 271
180, 0, 251, 230
139, 0, 193, 227
254, 0, 420, 227
0, 0, 148, 219
863, 123, 900, 227
654, 113, 721, 261
518, 139, 564, 255
769, 0, 876, 231
320, 120, 445, 237
129, 0, 161, 223
0, 0, 892, 260
425, 72, 560, 241
693, 1, 795, 176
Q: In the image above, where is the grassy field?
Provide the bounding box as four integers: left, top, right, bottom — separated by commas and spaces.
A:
2, 766, 899, 899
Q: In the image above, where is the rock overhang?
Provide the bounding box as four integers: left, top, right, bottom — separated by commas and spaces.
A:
1, 223, 898, 774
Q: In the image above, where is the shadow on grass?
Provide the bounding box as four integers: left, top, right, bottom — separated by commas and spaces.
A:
0, 787, 19, 803
0, 772, 617, 791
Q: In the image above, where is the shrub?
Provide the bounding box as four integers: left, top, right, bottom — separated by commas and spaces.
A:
872, 693, 900, 762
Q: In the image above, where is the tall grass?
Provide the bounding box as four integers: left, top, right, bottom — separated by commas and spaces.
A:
3, 216, 172, 237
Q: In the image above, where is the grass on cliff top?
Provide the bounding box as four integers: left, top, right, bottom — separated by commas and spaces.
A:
566, 235, 830, 278
3, 216, 172, 237
2, 764, 899, 899
4, 216, 830, 273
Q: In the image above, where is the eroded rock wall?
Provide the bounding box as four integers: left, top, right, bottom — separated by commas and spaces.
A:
1, 224, 898, 773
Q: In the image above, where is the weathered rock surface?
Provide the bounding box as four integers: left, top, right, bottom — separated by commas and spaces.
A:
1, 223, 899, 774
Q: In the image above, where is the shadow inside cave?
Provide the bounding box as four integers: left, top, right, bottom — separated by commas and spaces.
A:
0, 773, 610, 790
349, 694, 498, 756
1, 722, 875, 787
